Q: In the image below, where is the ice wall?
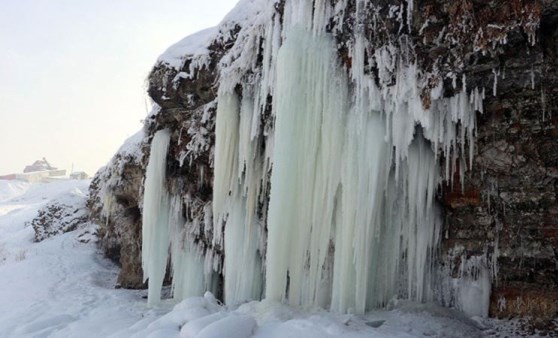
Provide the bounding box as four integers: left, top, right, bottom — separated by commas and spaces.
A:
143, 0, 488, 316
209, 0, 483, 314
262, 26, 443, 313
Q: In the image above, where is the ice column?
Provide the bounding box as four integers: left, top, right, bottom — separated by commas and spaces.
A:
265, 27, 348, 308
142, 129, 172, 306
169, 195, 211, 300
213, 89, 265, 305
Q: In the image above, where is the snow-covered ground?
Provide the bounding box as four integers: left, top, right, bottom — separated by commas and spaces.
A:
0, 180, 549, 337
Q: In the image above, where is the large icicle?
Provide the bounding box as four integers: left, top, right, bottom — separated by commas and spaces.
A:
142, 129, 172, 306
213, 88, 265, 305
169, 195, 214, 300
330, 111, 390, 314
265, 26, 347, 308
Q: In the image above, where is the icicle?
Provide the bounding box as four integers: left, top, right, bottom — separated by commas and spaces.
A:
213, 85, 265, 305
212, 93, 241, 248
265, 26, 347, 309
142, 129, 172, 306
169, 195, 214, 301
456, 256, 491, 318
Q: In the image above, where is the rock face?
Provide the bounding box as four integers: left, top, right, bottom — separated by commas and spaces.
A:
88, 131, 148, 288
438, 2, 558, 318
89, 0, 558, 318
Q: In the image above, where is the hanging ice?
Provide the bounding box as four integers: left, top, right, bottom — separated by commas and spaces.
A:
142, 129, 172, 306
263, 27, 442, 314
212, 89, 265, 305
265, 26, 348, 309
141, 0, 486, 316
169, 195, 217, 300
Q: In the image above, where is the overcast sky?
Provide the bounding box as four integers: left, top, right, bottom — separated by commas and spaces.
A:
0, 0, 239, 176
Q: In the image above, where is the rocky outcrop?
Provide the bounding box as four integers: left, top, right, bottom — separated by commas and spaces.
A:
88, 131, 148, 288
31, 189, 89, 242
89, 0, 557, 318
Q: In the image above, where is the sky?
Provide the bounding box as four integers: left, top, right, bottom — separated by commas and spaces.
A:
0, 0, 239, 176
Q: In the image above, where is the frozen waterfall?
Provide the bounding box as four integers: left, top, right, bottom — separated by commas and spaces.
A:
143, 129, 215, 306
141, 0, 485, 316
142, 129, 172, 306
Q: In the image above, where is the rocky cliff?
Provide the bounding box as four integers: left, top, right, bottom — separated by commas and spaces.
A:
89, 0, 557, 318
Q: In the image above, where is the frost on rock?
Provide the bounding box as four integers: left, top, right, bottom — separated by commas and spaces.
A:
88, 124, 149, 288
31, 187, 89, 242
90, 127, 148, 226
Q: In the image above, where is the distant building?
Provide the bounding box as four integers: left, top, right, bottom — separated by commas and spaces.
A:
23, 158, 57, 173
0, 158, 68, 183
13, 158, 67, 183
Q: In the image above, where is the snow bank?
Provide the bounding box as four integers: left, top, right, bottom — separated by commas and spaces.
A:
113, 294, 483, 338
0, 180, 30, 203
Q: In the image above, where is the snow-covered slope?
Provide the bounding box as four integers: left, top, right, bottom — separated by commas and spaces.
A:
0, 180, 152, 337
0, 180, 30, 203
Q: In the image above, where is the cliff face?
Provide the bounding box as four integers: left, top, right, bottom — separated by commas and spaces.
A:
442, 5, 558, 316
89, 0, 558, 318
439, 2, 558, 318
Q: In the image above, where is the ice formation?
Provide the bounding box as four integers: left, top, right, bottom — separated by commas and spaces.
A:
143, 0, 488, 316
143, 130, 218, 305
142, 129, 172, 306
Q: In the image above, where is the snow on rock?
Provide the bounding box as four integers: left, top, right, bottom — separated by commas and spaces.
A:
88, 125, 149, 288
30, 185, 89, 241
91, 127, 147, 224
157, 27, 218, 71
